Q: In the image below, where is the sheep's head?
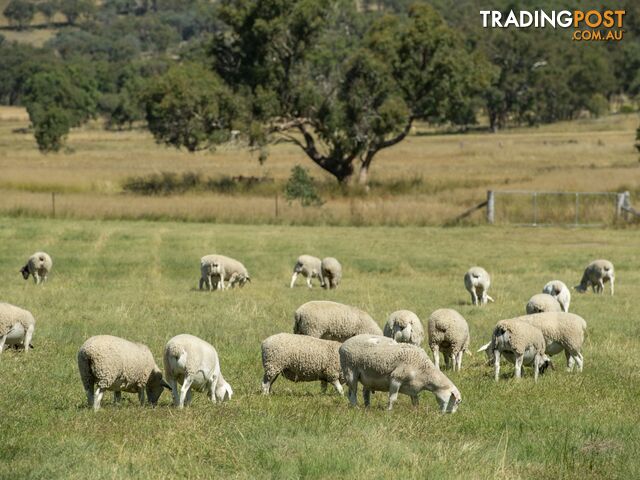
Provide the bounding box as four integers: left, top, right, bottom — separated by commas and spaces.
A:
209, 262, 222, 275
574, 284, 588, 293
215, 376, 233, 402
20, 265, 30, 280
146, 368, 171, 406
538, 355, 554, 375
477, 342, 493, 365
435, 385, 462, 413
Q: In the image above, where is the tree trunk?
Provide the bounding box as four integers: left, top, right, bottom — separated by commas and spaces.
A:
357, 163, 369, 186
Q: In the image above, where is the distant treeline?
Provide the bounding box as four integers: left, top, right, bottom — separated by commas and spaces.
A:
1, 0, 639, 184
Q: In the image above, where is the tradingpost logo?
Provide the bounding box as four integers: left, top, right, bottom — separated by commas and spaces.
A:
480, 10, 626, 41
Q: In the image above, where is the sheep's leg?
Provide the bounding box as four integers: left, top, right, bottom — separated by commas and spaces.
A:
93, 387, 105, 411
178, 377, 193, 408
208, 374, 219, 404
514, 355, 523, 379
332, 380, 343, 395
494, 349, 501, 382
0, 334, 6, 354
411, 395, 419, 407
289, 272, 298, 288
114, 391, 122, 404
306, 276, 313, 289
218, 276, 225, 291
533, 355, 540, 382
262, 372, 278, 395
363, 388, 371, 407
23, 325, 34, 354
185, 389, 193, 406
455, 351, 463, 371
168, 378, 180, 406
199, 277, 204, 290
137, 388, 145, 405
84, 380, 95, 407
470, 290, 478, 306
387, 379, 401, 410
33, 273, 40, 284
347, 380, 358, 406
432, 345, 440, 370
597, 279, 605, 294
610, 277, 615, 296
481, 291, 488, 305
575, 353, 584, 372
565, 350, 575, 372
446, 353, 455, 370
320, 380, 328, 393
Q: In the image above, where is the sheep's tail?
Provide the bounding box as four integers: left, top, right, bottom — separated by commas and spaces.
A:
77, 349, 95, 390
486, 295, 495, 303
293, 312, 302, 334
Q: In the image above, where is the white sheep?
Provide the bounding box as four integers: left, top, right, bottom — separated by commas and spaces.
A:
320, 257, 342, 289
261, 333, 344, 395
464, 266, 494, 305
77, 335, 171, 410
293, 301, 382, 342
163, 334, 233, 408
200, 254, 250, 291
478, 319, 552, 382
542, 280, 571, 312
526, 293, 562, 314
339, 334, 461, 412
575, 259, 615, 295
383, 310, 424, 346
427, 308, 470, 371
290, 255, 323, 289
20, 251, 52, 284
0, 302, 36, 355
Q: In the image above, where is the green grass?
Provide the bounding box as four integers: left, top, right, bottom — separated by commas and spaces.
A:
1, 217, 639, 479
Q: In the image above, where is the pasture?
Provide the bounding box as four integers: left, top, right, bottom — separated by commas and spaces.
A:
1, 217, 639, 479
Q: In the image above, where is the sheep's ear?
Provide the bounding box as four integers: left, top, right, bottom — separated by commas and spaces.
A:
477, 342, 490, 353
245, 276, 251, 283
161, 380, 172, 390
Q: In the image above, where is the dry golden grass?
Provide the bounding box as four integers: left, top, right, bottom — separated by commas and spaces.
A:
1, 106, 639, 225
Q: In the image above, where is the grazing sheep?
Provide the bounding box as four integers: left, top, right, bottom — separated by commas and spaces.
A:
0, 303, 36, 355
290, 255, 323, 288
77, 335, 171, 411
543, 280, 571, 312
478, 319, 552, 382
464, 266, 494, 305
526, 293, 562, 314
163, 334, 233, 408
200, 254, 250, 291
261, 333, 344, 395
320, 257, 342, 289
575, 260, 615, 295
427, 308, 470, 371
294, 301, 382, 342
339, 334, 461, 412
20, 252, 52, 284
383, 310, 424, 346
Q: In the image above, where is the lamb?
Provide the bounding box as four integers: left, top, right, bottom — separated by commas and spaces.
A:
526, 293, 562, 314
383, 310, 424, 346
339, 334, 461, 412
261, 333, 344, 395
290, 255, 323, 289
542, 280, 571, 312
163, 334, 233, 408
464, 266, 494, 305
199, 254, 251, 291
20, 251, 52, 284
427, 308, 470, 371
575, 260, 615, 295
477, 319, 552, 382
0, 302, 36, 355
77, 335, 171, 410
293, 301, 382, 342
320, 257, 342, 289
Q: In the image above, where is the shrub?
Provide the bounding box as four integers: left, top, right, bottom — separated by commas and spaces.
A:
284, 166, 324, 207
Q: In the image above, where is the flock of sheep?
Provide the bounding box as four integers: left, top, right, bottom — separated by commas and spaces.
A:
1, 250, 616, 414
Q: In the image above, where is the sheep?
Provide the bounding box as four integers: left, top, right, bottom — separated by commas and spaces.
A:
464, 266, 494, 305
261, 333, 344, 395
199, 254, 251, 291
477, 319, 552, 382
20, 251, 52, 284
320, 257, 342, 289
163, 334, 233, 408
77, 335, 171, 410
526, 293, 562, 314
427, 308, 470, 371
293, 301, 382, 342
339, 334, 461, 412
290, 255, 323, 289
383, 310, 424, 346
0, 302, 36, 355
575, 260, 615, 295
542, 280, 571, 312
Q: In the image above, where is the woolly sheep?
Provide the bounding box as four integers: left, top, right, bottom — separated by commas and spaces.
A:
0, 302, 35, 355
542, 280, 571, 312
339, 334, 462, 412
383, 310, 424, 346
320, 257, 342, 289
526, 293, 562, 315
20, 251, 52, 284
478, 319, 552, 382
163, 334, 233, 408
575, 259, 615, 295
464, 266, 494, 305
427, 308, 470, 371
200, 254, 251, 291
290, 255, 323, 289
293, 301, 382, 342
77, 335, 171, 411
261, 333, 344, 395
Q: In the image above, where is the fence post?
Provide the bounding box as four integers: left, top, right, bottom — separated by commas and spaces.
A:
275, 192, 279, 218
51, 192, 56, 218
574, 193, 579, 226
486, 190, 495, 224
532, 192, 538, 226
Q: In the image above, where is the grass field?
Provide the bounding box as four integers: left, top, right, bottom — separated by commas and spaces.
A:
1, 216, 639, 479
1, 106, 638, 225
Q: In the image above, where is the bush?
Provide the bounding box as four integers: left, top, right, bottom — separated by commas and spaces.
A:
284, 166, 323, 207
